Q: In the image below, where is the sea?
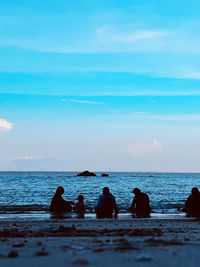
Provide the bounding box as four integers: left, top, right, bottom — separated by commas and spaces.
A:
0, 171, 199, 218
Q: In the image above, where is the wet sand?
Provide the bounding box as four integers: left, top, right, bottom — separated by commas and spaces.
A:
1, 215, 200, 267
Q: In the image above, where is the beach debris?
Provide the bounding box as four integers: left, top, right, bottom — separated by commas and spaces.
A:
129, 228, 163, 236
8, 250, 19, 258
73, 258, 90, 265
112, 238, 128, 243
60, 245, 68, 251
35, 250, 49, 256
144, 237, 183, 246
1, 238, 8, 242
136, 253, 151, 261
77, 171, 96, 177
13, 243, 25, 248
58, 225, 76, 233
93, 248, 104, 253
92, 239, 102, 243
113, 238, 138, 252
0, 228, 25, 238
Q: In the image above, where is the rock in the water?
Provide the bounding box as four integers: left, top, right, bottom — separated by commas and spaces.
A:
8, 250, 19, 258
73, 258, 90, 265
77, 171, 96, 177
101, 173, 109, 177
136, 254, 151, 261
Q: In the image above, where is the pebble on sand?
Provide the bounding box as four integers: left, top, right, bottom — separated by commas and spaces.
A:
35, 250, 49, 256
7, 250, 19, 258
136, 253, 151, 261
13, 243, 25, 248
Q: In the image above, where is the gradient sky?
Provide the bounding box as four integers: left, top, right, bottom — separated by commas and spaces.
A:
1, 0, 200, 172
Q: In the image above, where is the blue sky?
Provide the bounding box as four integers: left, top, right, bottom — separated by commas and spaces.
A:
1, 0, 200, 171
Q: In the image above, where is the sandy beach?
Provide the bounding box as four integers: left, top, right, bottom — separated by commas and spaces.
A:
1, 214, 200, 267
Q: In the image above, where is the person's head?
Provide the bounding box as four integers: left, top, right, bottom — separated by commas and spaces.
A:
192, 187, 199, 194
132, 187, 141, 195
103, 187, 110, 196
78, 194, 84, 202
56, 186, 64, 195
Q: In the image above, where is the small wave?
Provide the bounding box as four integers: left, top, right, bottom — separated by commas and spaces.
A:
0, 204, 49, 212
0, 202, 184, 214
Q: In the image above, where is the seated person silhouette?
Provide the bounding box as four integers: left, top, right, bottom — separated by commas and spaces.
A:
49, 186, 74, 213
95, 187, 118, 219
128, 188, 151, 218
185, 187, 200, 217
74, 195, 86, 218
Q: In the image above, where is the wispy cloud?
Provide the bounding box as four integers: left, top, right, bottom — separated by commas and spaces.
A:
10, 156, 41, 161
131, 114, 200, 121
62, 99, 103, 104
5, 156, 65, 171
133, 112, 149, 115
128, 139, 161, 154
0, 118, 13, 130
97, 26, 172, 43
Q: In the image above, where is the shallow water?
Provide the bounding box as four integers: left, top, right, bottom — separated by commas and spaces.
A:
0, 212, 187, 221
0, 171, 199, 213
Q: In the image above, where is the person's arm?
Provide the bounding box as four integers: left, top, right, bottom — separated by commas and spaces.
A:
96, 195, 103, 207
73, 203, 78, 212
128, 197, 136, 212
185, 195, 191, 211
67, 201, 75, 205
112, 196, 119, 214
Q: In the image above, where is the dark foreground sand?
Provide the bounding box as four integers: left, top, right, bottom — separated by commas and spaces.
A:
1, 215, 200, 267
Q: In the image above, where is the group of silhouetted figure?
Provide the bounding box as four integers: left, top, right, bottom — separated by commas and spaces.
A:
49, 186, 200, 218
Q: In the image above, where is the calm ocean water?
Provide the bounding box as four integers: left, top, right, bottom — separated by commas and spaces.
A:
0, 172, 199, 213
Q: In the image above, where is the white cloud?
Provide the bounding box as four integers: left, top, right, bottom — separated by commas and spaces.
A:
97, 26, 172, 43
69, 99, 102, 104
133, 112, 149, 114
0, 118, 13, 130
11, 156, 41, 161
128, 139, 161, 154
61, 98, 102, 104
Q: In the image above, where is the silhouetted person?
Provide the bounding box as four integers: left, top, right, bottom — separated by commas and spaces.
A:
74, 195, 86, 218
95, 187, 118, 219
49, 186, 74, 213
185, 187, 200, 217
128, 188, 150, 217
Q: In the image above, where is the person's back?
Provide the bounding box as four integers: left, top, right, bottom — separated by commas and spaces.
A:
95, 187, 118, 219
50, 186, 72, 213
102, 193, 117, 218
134, 192, 150, 212
74, 195, 86, 218
185, 187, 200, 217
129, 188, 150, 217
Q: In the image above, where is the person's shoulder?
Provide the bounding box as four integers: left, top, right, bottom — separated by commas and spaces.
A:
109, 194, 117, 201
141, 192, 149, 199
